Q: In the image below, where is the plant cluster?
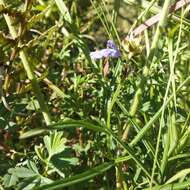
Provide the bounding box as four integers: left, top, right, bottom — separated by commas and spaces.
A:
0, 0, 190, 189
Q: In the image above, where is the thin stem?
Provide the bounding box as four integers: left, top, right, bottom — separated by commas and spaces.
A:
0, 0, 51, 125
129, 75, 190, 146
160, 8, 184, 179
126, 0, 190, 38
150, 0, 176, 187
148, 0, 174, 61
122, 0, 173, 141
122, 65, 148, 140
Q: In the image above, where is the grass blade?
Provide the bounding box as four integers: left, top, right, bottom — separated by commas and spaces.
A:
49, 120, 107, 133
54, 0, 72, 23
34, 162, 114, 190
130, 76, 190, 146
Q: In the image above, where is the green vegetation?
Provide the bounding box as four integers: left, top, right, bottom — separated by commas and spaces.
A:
0, 0, 190, 189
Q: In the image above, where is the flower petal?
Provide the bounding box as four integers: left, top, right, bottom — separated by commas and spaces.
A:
90, 48, 120, 60
107, 40, 118, 50
90, 40, 121, 60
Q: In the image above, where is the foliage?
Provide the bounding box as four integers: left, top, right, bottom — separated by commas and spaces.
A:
0, 0, 190, 189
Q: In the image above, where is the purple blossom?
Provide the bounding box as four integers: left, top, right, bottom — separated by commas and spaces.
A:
90, 40, 121, 60
107, 40, 118, 49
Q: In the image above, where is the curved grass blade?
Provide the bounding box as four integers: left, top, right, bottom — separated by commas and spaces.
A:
20, 129, 48, 139
21, 118, 151, 180
146, 179, 190, 190
105, 128, 152, 181
34, 162, 114, 190
54, 0, 72, 23
49, 119, 108, 134
165, 168, 190, 184
19, 120, 107, 139
50, 120, 152, 180
116, 100, 155, 156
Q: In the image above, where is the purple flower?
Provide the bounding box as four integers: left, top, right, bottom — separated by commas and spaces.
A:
107, 40, 118, 49
90, 40, 121, 60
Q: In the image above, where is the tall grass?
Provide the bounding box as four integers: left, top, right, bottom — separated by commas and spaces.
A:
0, 0, 190, 189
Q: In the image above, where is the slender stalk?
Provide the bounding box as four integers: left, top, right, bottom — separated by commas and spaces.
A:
148, 0, 174, 61
122, 0, 173, 141
122, 65, 148, 140
123, 0, 190, 29
149, 0, 176, 187
127, 0, 190, 38
0, 0, 51, 125
129, 75, 190, 146
160, 8, 184, 179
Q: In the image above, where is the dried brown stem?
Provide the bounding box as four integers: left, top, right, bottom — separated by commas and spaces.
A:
128, 0, 190, 38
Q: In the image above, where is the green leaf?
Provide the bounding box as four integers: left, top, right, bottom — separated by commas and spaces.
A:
26, 99, 40, 110
8, 167, 38, 178
166, 168, 190, 184
17, 176, 41, 190
148, 179, 190, 190
34, 162, 114, 190
27, 161, 39, 174
3, 174, 18, 187
51, 153, 79, 168
105, 128, 151, 179
20, 120, 106, 140
49, 119, 107, 134
17, 175, 52, 190
35, 145, 47, 163
43, 131, 67, 158
19, 129, 47, 139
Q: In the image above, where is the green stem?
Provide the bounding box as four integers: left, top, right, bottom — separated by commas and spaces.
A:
130, 75, 190, 146
116, 164, 126, 190
149, 1, 177, 186
0, 0, 51, 125
122, 65, 148, 140
148, 0, 174, 61
122, 0, 173, 141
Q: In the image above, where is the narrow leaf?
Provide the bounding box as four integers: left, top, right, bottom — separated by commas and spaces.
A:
166, 168, 190, 184
54, 0, 72, 23
49, 119, 107, 134
34, 162, 114, 190
19, 129, 47, 139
